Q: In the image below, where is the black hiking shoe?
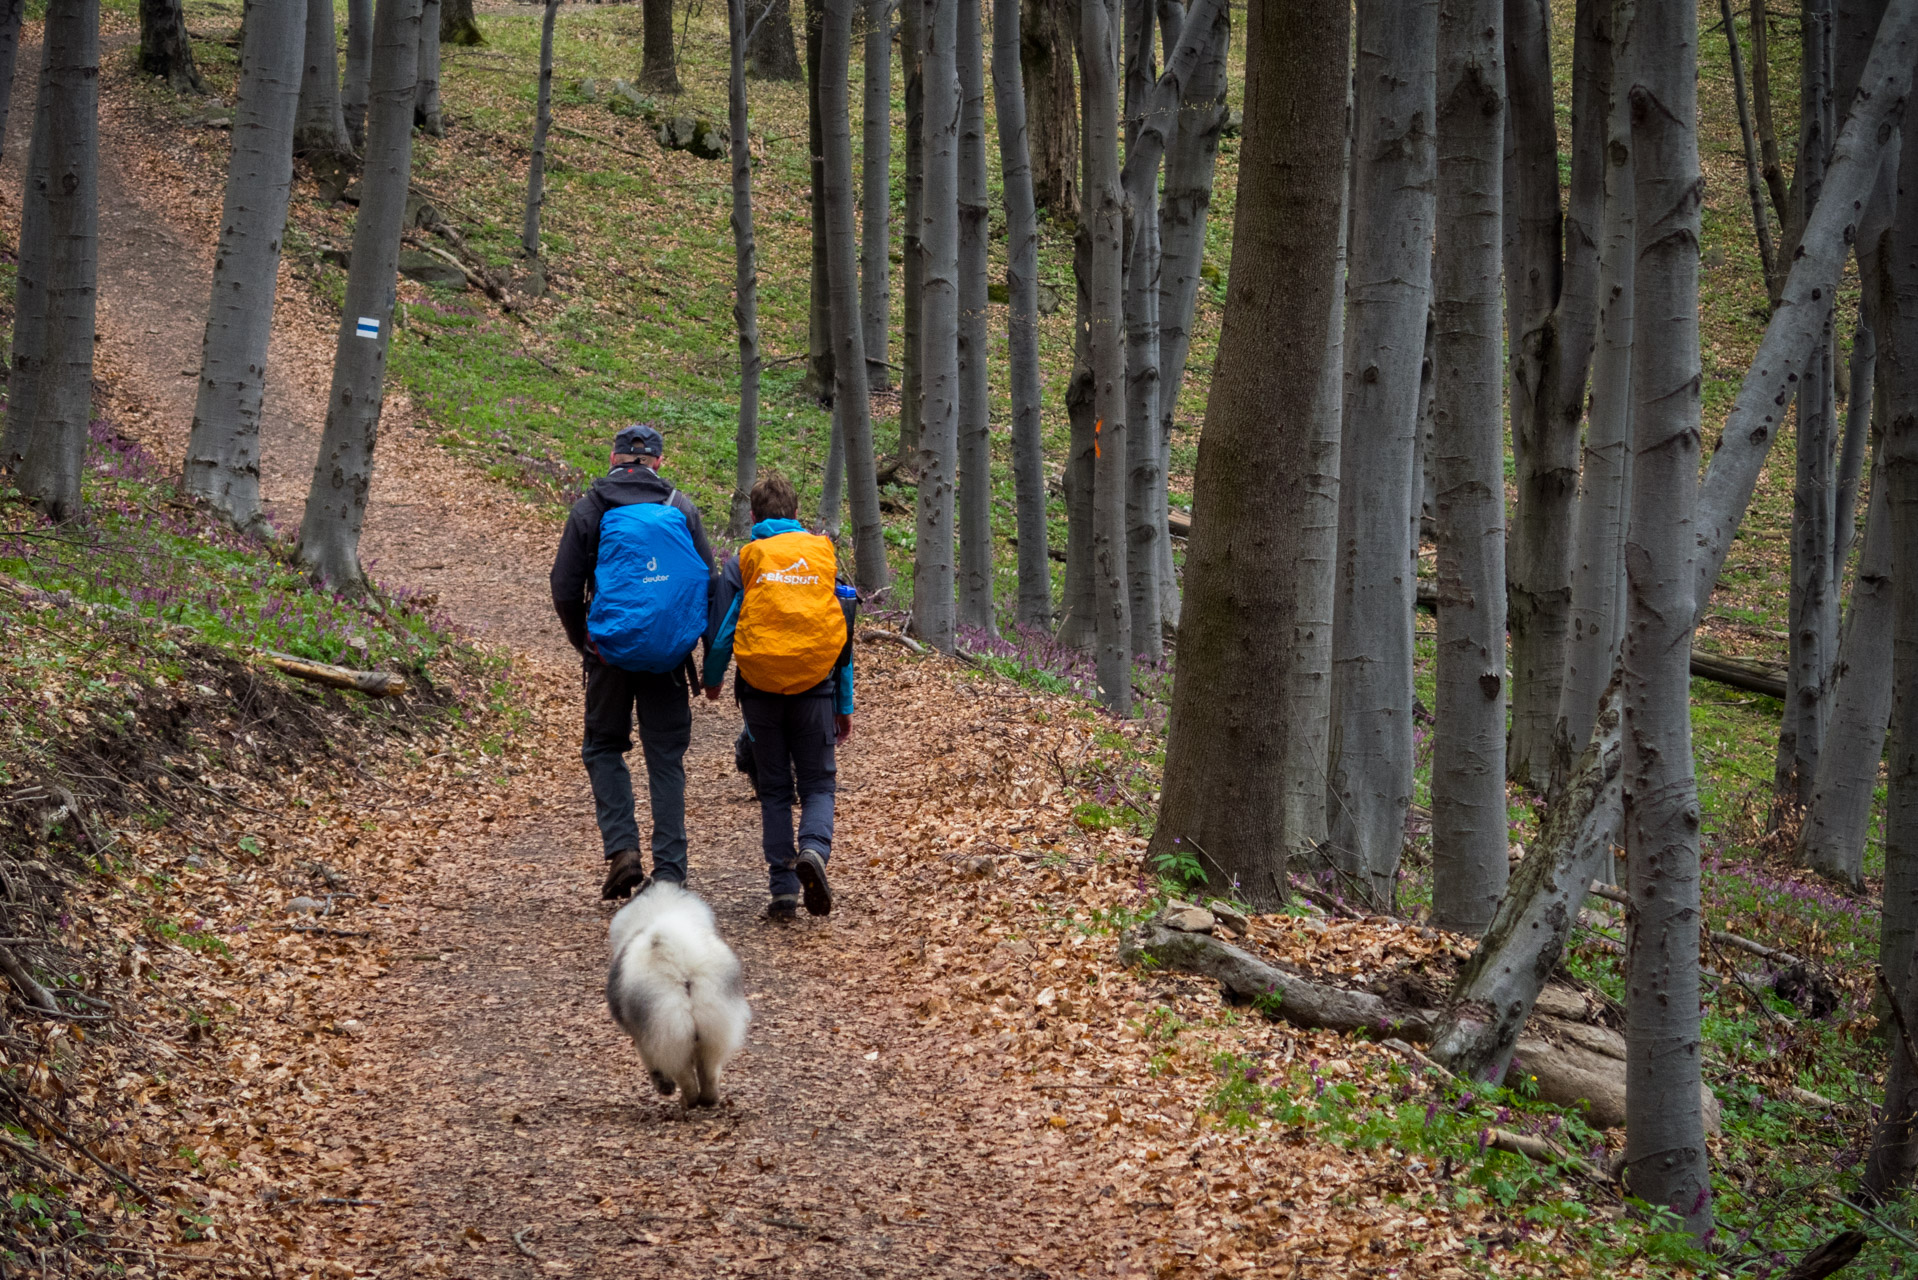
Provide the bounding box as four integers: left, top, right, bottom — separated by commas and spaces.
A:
601, 849, 650, 900
794, 847, 833, 917
766, 894, 799, 922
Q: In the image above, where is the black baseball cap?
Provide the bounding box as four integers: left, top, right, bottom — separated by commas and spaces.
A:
614, 423, 664, 457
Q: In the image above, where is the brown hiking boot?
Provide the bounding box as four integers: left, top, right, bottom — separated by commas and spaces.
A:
601, 849, 650, 900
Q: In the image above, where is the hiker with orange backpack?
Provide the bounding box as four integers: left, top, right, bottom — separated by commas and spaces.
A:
702, 472, 855, 920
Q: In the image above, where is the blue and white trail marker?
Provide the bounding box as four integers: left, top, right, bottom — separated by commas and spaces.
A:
355, 316, 380, 339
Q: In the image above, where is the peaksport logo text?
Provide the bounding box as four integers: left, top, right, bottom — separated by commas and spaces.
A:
757, 557, 821, 586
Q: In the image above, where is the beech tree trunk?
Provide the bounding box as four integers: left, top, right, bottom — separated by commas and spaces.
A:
748, 0, 803, 80
899, 0, 924, 462
993, 0, 1051, 629
1324, 0, 1438, 906
1723, 0, 1779, 295
1867, 112, 1918, 1200
728, 0, 762, 538
1505, 0, 1607, 791
913, 0, 960, 651
140, 0, 205, 94
642, 0, 681, 92
296, 0, 354, 155
521, 0, 561, 262
861, 0, 891, 388
296, 0, 424, 591
1430, 0, 1508, 936
1622, 0, 1711, 1234
1751, 0, 1791, 236
0, 0, 23, 162
1077, 0, 1130, 713
956, 0, 994, 632
1151, 0, 1228, 634
1119, 0, 1161, 661
1020, 0, 1076, 218
1, 63, 50, 478
1777, 0, 1840, 808
1146, 0, 1348, 909
1797, 447, 1891, 887
1058, 221, 1098, 650
822, 0, 890, 594
441, 0, 483, 45
9, 0, 98, 524
416, 0, 445, 135
345, 0, 373, 145
185, 0, 304, 531
1556, 10, 1635, 789
1695, 0, 1918, 610
805, 0, 833, 398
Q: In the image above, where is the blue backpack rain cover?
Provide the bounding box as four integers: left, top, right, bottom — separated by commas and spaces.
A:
587, 498, 708, 673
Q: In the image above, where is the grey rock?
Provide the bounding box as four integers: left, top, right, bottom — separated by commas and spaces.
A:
1158, 901, 1216, 934
1035, 282, 1061, 316
608, 79, 654, 119
1206, 899, 1250, 935
287, 896, 325, 915
398, 250, 469, 289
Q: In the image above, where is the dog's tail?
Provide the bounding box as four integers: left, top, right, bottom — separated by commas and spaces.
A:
607, 925, 747, 1105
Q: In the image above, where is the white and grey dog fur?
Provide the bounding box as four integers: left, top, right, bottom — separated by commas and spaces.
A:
605, 881, 750, 1109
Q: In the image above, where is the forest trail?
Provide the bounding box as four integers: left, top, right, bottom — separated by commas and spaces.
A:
28, 36, 1153, 1280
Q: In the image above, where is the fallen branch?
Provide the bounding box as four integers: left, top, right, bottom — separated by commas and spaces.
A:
860, 629, 926, 655
400, 233, 517, 310
0, 1084, 155, 1203
551, 121, 651, 158
1591, 881, 1809, 968
256, 651, 406, 697
0, 945, 59, 1013
1777, 1229, 1868, 1280
1485, 1127, 1600, 1178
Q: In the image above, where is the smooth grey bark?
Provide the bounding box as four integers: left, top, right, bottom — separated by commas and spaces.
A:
0, 0, 23, 162
642, 0, 681, 93
821, 1, 890, 593
1505, 0, 1608, 790
1777, 0, 1840, 808
1751, 0, 1792, 238
1556, 11, 1635, 788
913, 0, 960, 651
1835, 320, 1877, 565
1430, 0, 1508, 936
1077, 0, 1130, 712
1152, 0, 1228, 633
0, 37, 50, 478
861, 0, 891, 388
10, 0, 98, 525
345, 0, 373, 145
521, 0, 560, 260
1621, 0, 1711, 1234
139, 0, 205, 94
417, 0, 445, 135
297, 0, 353, 155
296, 0, 424, 590
805, 0, 833, 398
1429, 678, 1623, 1083
819, 406, 846, 534
728, 0, 762, 539
1323, 0, 1438, 907
1798, 448, 1891, 887
1723, 0, 1779, 296
1693, 0, 1918, 612
1059, 220, 1098, 650
184, 0, 305, 530
899, 0, 924, 463
748, 0, 803, 79
1021, 0, 1077, 217
957, 0, 993, 632
1866, 108, 1918, 1201
1145, 0, 1348, 910
1120, 0, 1161, 662
993, 0, 1051, 629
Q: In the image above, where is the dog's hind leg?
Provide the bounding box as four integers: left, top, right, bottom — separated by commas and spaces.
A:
647, 1067, 676, 1097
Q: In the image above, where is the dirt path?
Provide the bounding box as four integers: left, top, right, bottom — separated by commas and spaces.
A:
33, 39, 1135, 1280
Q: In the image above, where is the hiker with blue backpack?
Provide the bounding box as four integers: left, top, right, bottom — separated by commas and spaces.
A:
550, 425, 717, 901
703, 472, 856, 921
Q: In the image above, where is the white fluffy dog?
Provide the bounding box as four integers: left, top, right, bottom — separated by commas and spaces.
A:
605, 881, 750, 1110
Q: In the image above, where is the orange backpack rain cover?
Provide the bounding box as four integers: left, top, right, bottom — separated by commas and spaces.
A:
734, 531, 849, 694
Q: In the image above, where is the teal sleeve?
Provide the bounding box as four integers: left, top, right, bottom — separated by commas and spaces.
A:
835, 659, 854, 715
704, 593, 742, 687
